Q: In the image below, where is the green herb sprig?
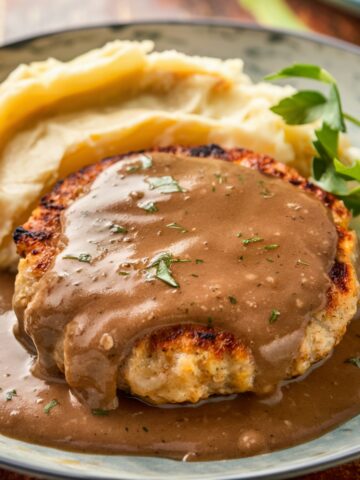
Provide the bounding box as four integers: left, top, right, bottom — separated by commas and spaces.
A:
266, 64, 360, 215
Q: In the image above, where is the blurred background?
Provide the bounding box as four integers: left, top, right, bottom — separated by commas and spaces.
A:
1, 0, 360, 46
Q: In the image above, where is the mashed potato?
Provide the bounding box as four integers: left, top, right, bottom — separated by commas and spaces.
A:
0, 40, 355, 269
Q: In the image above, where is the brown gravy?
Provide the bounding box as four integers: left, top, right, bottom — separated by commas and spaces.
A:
18, 153, 337, 409
4, 152, 360, 461
1, 273, 360, 460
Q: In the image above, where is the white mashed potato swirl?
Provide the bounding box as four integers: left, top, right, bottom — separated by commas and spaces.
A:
0, 40, 355, 268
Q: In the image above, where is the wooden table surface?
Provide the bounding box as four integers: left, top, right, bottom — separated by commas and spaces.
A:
0, 0, 360, 479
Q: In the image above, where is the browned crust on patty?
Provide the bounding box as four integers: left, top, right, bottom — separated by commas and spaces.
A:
144, 324, 247, 358
13, 144, 359, 405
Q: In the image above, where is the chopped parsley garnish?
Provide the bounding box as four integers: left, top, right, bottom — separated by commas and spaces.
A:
126, 165, 141, 173
5, 389, 17, 401
118, 271, 130, 276
269, 309, 280, 324
138, 154, 153, 169
266, 63, 360, 216
125, 154, 152, 173
146, 176, 186, 193
138, 200, 158, 213
296, 259, 310, 266
237, 232, 243, 238
63, 253, 92, 263
214, 173, 227, 184
264, 244, 279, 250
109, 224, 128, 234
228, 296, 238, 305
242, 236, 264, 245
147, 252, 190, 288
257, 180, 273, 198
166, 222, 188, 233
266, 257, 274, 263
92, 408, 109, 416
195, 259, 204, 264
345, 357, 360, 368
44, 399, 59, 414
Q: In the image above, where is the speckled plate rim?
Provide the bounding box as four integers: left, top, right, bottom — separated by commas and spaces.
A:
0, 20, 360, 480
2, 18, 360, 54
0, 17, 360, 55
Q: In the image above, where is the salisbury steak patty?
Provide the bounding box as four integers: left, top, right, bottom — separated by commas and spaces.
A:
13, 145, 359, 409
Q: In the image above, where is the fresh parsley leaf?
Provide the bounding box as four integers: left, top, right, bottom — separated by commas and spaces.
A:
228, 296, 237, 305
344, 113, 360, 127
338, 186, 360, 217
314, 122, 338, 160
63, 253, 92, 263
266, 63, 360, 216
138, 200, 158, 213
44, 399, 58, 414
146, 176, 186, 193
270, 90, 327, 125
269, 309, 280, 324
265, 64, 335, 84
334, 158, 360, 182
323, 84, 346, 132
195, 259, 204, 264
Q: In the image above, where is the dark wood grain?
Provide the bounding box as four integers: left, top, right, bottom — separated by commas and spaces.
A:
0, 0, 359, 479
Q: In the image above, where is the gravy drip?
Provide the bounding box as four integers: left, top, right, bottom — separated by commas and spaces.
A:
20, 153, 337, 409
1, 274, 360, 460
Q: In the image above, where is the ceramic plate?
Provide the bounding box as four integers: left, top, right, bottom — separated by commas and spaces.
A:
0, 21, 360, 480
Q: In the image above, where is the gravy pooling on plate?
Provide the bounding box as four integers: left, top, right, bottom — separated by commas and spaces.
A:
1, 274, 360, 460
15, 151, 338, 411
